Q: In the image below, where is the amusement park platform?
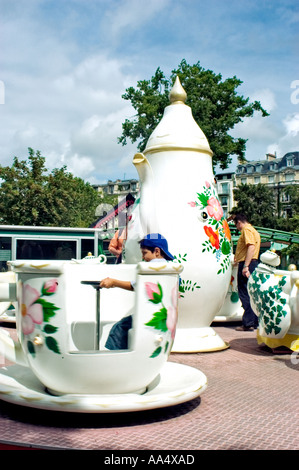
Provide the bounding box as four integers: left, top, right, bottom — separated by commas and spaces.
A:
0, 321, 298, 451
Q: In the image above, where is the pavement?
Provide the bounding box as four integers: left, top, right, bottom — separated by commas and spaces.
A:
0, 321, 298, 451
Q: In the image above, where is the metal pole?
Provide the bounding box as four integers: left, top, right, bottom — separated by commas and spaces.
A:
81, 281, 101, 350
95, 286, 100, 350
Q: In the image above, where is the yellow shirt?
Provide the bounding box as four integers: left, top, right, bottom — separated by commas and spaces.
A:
235, 223, 260, 263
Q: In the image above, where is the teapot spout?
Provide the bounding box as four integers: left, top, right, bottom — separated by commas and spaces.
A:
133, 153, 158, 234
133, 153, 152, 183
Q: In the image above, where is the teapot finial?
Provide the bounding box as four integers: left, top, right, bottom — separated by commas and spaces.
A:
169, 76, 187, 104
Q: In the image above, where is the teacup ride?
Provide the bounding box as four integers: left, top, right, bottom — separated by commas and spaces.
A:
248, 250, 299, 354
0, 256, 207, 413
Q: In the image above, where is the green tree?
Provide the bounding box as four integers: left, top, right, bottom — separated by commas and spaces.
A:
118, 59, 269, 169
231, 183, 277, 228
0, 148, 101, 227
278, 185, 299, 222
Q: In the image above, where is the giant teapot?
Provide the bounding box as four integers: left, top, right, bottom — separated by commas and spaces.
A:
125, 78, 232, 352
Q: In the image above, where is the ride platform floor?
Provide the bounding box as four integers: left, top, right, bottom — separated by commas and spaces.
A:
0, 322, 298, 451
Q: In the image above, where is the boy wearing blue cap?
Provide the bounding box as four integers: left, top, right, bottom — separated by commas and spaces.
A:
100, 233, 174, 291
100, 233, 174, 349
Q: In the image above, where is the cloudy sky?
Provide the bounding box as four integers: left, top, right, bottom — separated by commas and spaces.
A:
1, 0, 299, 184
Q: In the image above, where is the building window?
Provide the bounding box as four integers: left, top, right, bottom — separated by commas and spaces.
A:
281, 192, 290, 202
287, 158, 294, 167
283, 208, 292, 218
285, 173, 294, 182
237, 166, 246, 174
254, 177, 260, 184
16, 239, 76, 260
241, 178, 247, 185
221, 183, 229, 193
268, 175, 274, 183
220, 196, 228, 206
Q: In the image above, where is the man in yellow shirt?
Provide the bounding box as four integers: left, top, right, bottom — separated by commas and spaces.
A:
233, 213, 261, 331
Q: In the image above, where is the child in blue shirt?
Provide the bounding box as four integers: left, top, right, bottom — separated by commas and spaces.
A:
100, 233, 174, 349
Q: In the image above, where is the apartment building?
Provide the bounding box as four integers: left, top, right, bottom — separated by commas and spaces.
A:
93, 178, 140, 201
214, 171, 236, 217
234, 151, 299, 217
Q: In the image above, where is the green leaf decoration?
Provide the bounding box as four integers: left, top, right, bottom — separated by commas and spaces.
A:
197, 193, 209, 207
145, 307, 168, 332
148, 294, 162, 304
148, 283, 163, 304
34, 298, 60, 322
27, 340, 35, 357
45, 336, 61, 354
230, 292, 239, 303
150, 346, 162, 358
41, 289, 55, 296
43, 324, 59, 334
34, 298, 58, 308
221, 240, 231, 255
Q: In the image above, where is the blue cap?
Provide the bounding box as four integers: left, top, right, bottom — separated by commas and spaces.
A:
140, 233, 174, 261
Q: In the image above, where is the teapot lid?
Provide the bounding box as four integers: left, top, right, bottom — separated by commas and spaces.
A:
143, 76, 212, 156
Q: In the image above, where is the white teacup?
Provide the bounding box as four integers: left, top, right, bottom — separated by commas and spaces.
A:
0, 259, 183, 395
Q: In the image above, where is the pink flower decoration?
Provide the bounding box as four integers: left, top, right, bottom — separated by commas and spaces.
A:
166, 306, 177, 339
21, 284, 43, 335
167, 285, 178, 339
43, 279, 58, 294
188, 201, 196, 207
145, 282, 160, 300
205, 181, 211, 188
206, 196, 223, 221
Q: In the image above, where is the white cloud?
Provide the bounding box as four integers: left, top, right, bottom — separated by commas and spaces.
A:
283, 113, 299, 136
103, 0, 171, 40
67, 153, 95, 179
267, 113, 299, 157
251, 89, 277, 113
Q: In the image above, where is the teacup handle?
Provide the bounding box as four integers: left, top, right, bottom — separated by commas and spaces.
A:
0, 328, 28, 366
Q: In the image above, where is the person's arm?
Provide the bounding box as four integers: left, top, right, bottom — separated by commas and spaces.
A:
242, 244, 255, 278
100, 277, 133, 291
108, 231, 123, 257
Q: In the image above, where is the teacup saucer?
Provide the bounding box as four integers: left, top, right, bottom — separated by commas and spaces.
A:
0, 362, 207, 413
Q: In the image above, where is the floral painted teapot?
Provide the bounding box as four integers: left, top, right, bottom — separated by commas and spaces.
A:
124, 77, 232, 352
